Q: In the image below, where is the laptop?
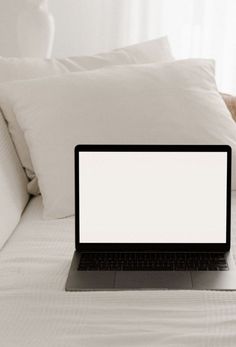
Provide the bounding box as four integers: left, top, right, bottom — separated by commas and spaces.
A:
66, 144, 236, 291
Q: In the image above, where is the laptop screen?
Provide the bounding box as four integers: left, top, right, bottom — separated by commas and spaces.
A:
78, 150, 228, 244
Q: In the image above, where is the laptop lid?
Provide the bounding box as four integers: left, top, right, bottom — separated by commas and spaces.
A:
75, 145, 231, 252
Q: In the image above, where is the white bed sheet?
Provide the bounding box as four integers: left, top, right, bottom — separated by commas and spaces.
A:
0, 193, 236, 347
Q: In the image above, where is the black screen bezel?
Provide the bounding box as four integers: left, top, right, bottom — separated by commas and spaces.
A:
75, 145, 231, 252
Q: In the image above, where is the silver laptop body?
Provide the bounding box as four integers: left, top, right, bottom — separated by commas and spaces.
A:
66, 144, 236, 291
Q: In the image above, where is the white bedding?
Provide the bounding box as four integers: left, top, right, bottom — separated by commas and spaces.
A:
0, 193, 236, 346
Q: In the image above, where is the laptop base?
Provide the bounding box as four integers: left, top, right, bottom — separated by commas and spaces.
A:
65, 251, 236, 291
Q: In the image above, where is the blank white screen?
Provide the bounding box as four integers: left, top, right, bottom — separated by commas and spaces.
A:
79, 152, 227, 243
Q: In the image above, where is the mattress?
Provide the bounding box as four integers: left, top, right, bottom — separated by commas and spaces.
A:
0, 193, 236, 347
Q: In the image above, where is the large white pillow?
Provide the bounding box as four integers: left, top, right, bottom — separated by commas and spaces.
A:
0, 59, 235, 219
0, 36, 173, 195
0, 112, 29, 248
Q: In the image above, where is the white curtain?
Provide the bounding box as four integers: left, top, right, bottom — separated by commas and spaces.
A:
115, 0, 236, 94
48, 0, 236, 93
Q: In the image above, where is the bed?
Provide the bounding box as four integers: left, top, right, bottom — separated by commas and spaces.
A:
1, 36, 236, 346
0, 194, 236, 347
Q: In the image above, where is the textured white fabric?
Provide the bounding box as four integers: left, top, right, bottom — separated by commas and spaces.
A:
0, 112, 29, 250
1, 59, 235, 218
0, 193, 235, 346
0, 36, 173, 195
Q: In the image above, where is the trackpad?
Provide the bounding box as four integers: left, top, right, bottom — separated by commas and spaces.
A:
115, 271, 192, 289
68, 271, 116, 291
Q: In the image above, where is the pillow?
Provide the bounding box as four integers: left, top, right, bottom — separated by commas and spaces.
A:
0, 59, 235, 219
0, 112, 29, 248
222, 93, 236, 122
0, 36, 173, 195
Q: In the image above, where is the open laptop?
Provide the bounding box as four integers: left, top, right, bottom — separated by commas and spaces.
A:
66, 144, 236, 291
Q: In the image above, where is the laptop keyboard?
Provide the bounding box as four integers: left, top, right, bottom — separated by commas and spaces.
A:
78, 252, 228, 271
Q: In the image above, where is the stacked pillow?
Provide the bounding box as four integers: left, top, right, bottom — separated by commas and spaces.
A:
0, 36, 173, 195
0, 58, 236, 219
0, 112, 29, 249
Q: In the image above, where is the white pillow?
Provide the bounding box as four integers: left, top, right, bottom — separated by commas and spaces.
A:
0, 36, 173, 195
0, 112, 29, 248
0, 59, 235, 219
